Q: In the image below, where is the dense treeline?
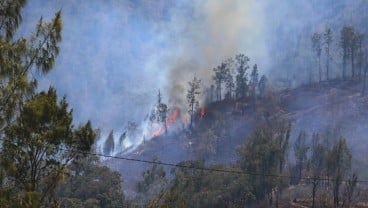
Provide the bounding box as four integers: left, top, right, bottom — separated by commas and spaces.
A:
311, 25, 368, 94
131, 117, 358, 207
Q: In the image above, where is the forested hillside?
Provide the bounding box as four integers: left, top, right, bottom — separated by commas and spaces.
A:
2, 1, 368, 208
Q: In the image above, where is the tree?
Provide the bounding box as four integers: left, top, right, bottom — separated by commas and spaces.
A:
293, 131, 309, 181
355, 32, 364, 78
327, 138, 352, 208
340, 26, 354, 80
249, 64, 259, 103
150, 90, 168, 133
0, 88, 96, 206
104, 130, 115, 155
258, 75, 268, 97
224, 58, 235, 100
158, 160, 252, 207
309, 133, 327, 208
56, 156, 125, 208
235, 54, 250, 99
341, 173, 358, 207
238, 120, 291, 205
324, 27, 333, 80
350, 29, 358, 78
362, 49, 368, 95
312, 32, 322, 82
187, 76, 201, 128
0, 6, 62, 133
212, 61, 230, 101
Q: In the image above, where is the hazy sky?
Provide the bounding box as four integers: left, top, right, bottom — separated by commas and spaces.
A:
19, 0, 360, 132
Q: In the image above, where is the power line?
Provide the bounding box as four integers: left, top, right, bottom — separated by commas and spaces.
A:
1, 137, 367, 184
66, 148, 368, 184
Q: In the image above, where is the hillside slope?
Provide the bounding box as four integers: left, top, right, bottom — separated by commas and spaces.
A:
105, 79, 368, 197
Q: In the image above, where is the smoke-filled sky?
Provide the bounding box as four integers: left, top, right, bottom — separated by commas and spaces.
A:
19, 0, 364, 131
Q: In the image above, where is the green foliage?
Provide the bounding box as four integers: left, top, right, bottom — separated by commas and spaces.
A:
157, 160, 252, 208
0, 88, 96, 206
0, 0, 27, 40
136, 157, 167, 194
56, 157, 125, 208
238, 120, 290, 203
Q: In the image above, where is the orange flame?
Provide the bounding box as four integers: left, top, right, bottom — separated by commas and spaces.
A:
200, 107, 205, 118
152, 107, 180, 138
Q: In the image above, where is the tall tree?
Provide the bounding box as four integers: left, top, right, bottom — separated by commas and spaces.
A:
324, 27, 333, 80
309, 133, 327, 208
340, 26, 353, 80
258, 75, 268, 97
55, 155, 125, 208
187, 76, 201, 128
238, 120, 291, 205
224, 58, 235, 100
0, 10, 62, 132
1, 88, 96, 206
293, 131, 309, 181
149, 90, 168, 133
328, 138, 352, 208
362, 49, 368, 95
350, 29, 358, 78
355, 32, 364, 78
249, 64, 259, 104
235, 54, 250, 99
213, 60, 232, 101
312, 32, 322, 82
0, 2, 67, 206
104, 130, 115, 155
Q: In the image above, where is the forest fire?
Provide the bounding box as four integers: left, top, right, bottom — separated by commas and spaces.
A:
200, 107, 206, 118
151, 107, 180, 138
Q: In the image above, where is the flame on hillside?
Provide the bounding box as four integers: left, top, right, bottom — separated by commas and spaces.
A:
200, 107, 206, 118
152, 107, 180, 138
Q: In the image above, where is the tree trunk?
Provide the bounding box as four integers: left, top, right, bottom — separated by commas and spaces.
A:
326, 47, 330, 80
312, 179, 318, 208
319, 55, 322, 82
352, 50, 355, 78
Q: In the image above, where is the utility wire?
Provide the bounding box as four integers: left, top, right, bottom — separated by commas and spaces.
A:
65, 148, 368, 184
1, 136, 367, 184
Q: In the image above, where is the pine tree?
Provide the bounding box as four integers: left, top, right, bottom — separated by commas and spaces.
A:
235, 54, 250, 99
249, 64, 259, 104
312, 32, 322, 82
328, 138, 352, 208
293, 131, 309, 181
213, 61, 230, 101
324, 27, 333, 80
340, 26, 353, 80
187, 76, 201, 128
258, 75, 268, 97
1, 88, 96, 206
